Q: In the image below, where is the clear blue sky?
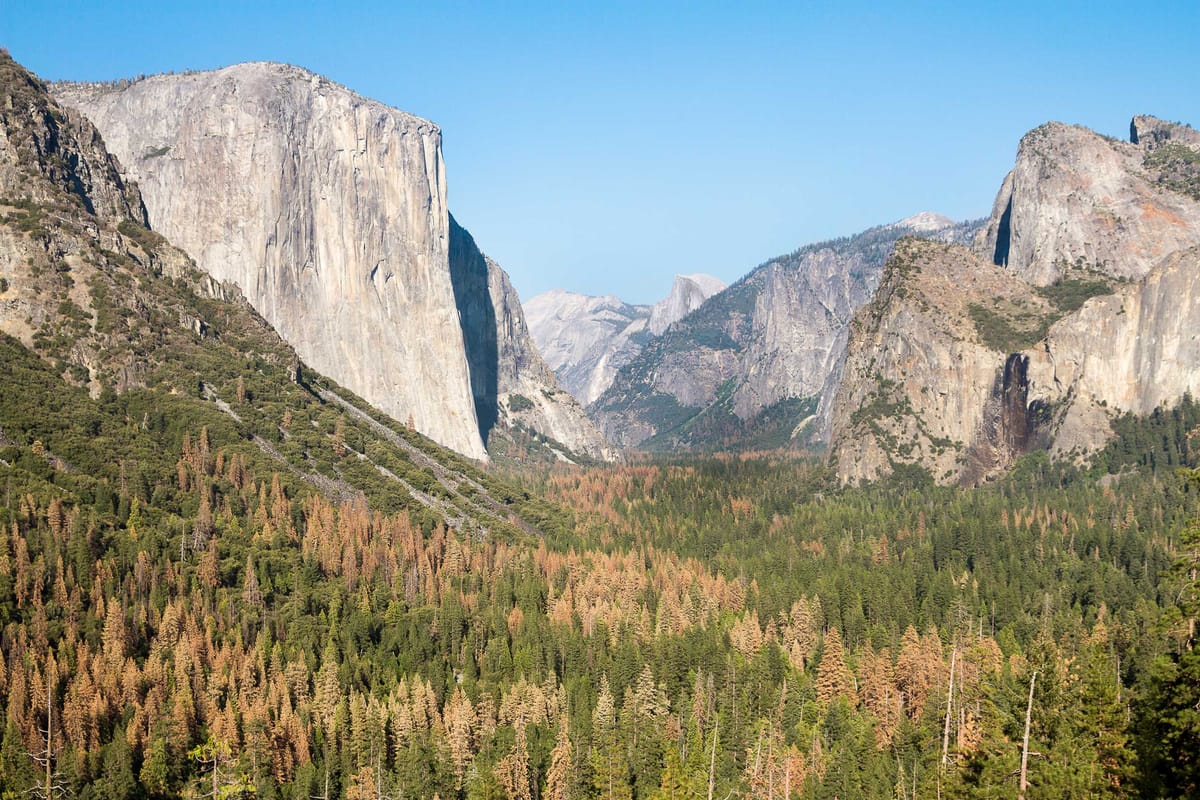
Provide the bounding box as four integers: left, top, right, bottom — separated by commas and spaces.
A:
4, 1, 1198, 303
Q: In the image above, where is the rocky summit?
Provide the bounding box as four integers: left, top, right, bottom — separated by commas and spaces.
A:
56, 63, 611, 463
831, 116, 1200, 484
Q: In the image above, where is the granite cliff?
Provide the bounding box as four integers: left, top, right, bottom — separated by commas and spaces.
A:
591, 215, 981, 451
978, 118, 1200, 285
56, 63, 610, 462
525, 273, 724, 406
647, 273, 727, 335
831, 116, 1200, 484
524, 290, 651, 406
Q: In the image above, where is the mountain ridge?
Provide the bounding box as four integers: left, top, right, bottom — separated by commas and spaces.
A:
831, 115, 1200, 484
525, 272, 726, 407
589, 213, 982, 452
55, 60, 613, 464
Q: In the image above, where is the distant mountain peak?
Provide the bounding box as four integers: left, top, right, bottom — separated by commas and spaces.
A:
647, 273, 727, 336
890, 212, 955, 232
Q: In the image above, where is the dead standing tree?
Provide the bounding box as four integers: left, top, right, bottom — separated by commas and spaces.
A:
28, 671, 68, 800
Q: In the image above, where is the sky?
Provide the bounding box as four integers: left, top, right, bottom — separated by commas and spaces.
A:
3, 1, 1198, 304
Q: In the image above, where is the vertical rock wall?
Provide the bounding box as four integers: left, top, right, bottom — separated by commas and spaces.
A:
57, 64, 488, 459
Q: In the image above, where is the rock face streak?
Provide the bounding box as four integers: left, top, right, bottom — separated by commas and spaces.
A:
57, 64, 488, 458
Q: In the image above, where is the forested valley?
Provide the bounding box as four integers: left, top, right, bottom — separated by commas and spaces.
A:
2, 43, 1199, 800
1, 336, 1198, 799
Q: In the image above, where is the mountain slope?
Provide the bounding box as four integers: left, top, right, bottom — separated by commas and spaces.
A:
55, 63, 612, 463
591, 215, 981, 451
524, 289, 651, 405
831, 116, 1200, 484
525, 272, 725, 406
0, 50, 564, 538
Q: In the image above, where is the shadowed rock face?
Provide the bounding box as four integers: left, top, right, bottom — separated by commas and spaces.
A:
450, 217, 617, 462
56, 64, 488, 459
449, 216, 499, 443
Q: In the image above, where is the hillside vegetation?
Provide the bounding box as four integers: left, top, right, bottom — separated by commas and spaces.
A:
2, 48, 1198, 800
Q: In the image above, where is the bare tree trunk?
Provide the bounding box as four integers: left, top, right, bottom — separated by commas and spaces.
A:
708, 714, 719, 800
941, 646, 957, 766
1019, 671, 1038, 800
45, 673, 52, 800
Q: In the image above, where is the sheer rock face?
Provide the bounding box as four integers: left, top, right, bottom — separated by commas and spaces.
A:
524, 290, 651, 406
591, 215, 978, 451
647, 274, 726, 335
829, 240, 1049, 485
1026, 245, 1200, 457
56, 64, 488, 460
833, 117, 1200, 484
977, 119, 1200, 286
450, 219, 615, 461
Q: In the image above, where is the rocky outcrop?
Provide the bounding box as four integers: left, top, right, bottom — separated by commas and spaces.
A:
450, 219, 615, 461
0, 55, 143, 222
1130, 115, 1200, 150
828, 239, 1055, 484
647, 274, 726, 335
56, 63, 489, 459
1026, 245, 1200, 457
977, 119, 1200, 286
524, 290, 652, 405
0, 51, 282, 403
833, 116, 1200, 484
591, 214, 980, 451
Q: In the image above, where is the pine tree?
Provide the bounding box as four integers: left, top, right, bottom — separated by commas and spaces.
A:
544, 718, 575, 800
1134, 470, 1200, 797
96, 728, 137, 800
590, 676, 631, 800
444, 687, 476, 791
816, 628, 857, 707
